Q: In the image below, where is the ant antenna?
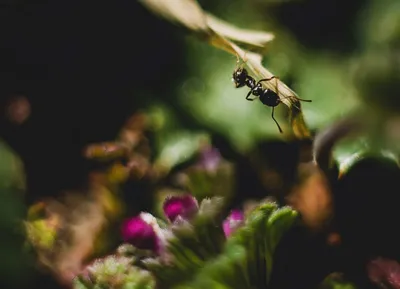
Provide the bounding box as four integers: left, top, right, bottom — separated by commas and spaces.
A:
234, 52, 248, 69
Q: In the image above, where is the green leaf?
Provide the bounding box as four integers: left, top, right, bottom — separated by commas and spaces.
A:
318, 273, 357, 289
73, 278, 90, 289
229, 202, 297, 288
174, 244, 250, 289
0, 139, 30, 288
183, 162, 235, 202
265, 206, 298, 281
176, 201, 298, 289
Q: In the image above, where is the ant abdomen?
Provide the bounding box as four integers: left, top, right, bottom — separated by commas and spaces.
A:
259, 90, 280, 107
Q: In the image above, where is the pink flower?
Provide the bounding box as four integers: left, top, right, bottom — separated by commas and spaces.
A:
163, 194, 199, 223
223, 210, 244, 237
197, 147, 222, 172
121, 214, 160, 252
367, 257, 400, 289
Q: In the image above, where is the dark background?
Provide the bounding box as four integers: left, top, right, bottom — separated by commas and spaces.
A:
1, 0, 396, 288
0, 0, 365, 204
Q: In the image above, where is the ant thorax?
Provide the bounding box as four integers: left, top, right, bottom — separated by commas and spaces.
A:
245, 78, 256, 88
251, 84, 263, 96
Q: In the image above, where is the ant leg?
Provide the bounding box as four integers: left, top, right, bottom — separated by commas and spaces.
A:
271, 107, 283, 133
257, 76, 278, 86
296, 97, 312, 102
279, 96, 301, 110
245, 90, 257, 101
269, 77, 311, 110
279, 95, 312, 110
280, 95, 312, 103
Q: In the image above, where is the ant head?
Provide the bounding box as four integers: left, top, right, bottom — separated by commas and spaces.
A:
232, 53, 250, 88
232, 67, 248, 88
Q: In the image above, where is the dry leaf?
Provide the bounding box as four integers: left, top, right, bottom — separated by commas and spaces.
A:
287, 165, 333, 230
83, 142, 129, 160
205, 13, 274, 48
26, 187, 122, 287
139, 0, 274, 50
138, 0, 209, 33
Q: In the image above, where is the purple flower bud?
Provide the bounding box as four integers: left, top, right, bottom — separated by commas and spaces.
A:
163, 194, 199, 223
198, 147, 222, 172
223, 210, 244, 237
121, 214, 160, 252
368, 258, 400, 289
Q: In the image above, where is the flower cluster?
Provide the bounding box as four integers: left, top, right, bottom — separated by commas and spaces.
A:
121, 194, 245, 257
75, 194, 298, 289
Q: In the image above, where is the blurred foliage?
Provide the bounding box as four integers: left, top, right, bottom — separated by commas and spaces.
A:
318, 273, 357, 289
171, 203, 297, 289
144, 197, 226, 289
0, 139, 30, 288
74, 254, 155, 289
74, 199, 298, 289
2, 0, 400, 288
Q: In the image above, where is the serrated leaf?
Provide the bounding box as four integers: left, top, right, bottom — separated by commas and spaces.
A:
267, 206, 298, 250
175, 203, 297, 289
265, 206, 298, 281
179, 244, 249, 289
225, 202, 298, 288
204, 245, 249, 287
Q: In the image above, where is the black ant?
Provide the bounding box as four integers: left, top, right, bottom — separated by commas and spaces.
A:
232, 66, 312, 133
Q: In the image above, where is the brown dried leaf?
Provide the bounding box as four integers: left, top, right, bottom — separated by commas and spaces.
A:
205, 13, 274, 48
287, 164, 333, 230
139, 0, 274, 50
27, 187, 122, 287
139, 0, 209, 33
83, 142, 129, 160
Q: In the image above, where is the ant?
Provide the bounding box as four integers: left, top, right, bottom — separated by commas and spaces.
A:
232, 62, 312, 133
